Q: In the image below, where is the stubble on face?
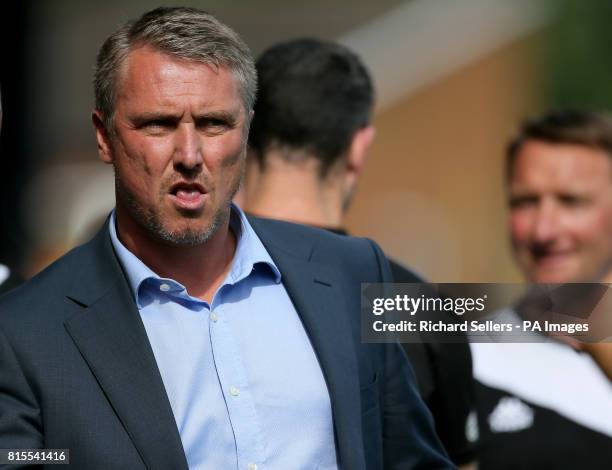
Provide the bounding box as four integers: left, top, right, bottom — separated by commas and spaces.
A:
113, 152, 243, 247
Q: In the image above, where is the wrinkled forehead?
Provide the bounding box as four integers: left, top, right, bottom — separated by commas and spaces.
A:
114, 44, 247, 112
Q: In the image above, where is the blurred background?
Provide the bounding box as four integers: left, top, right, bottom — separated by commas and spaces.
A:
1, 0, 610, 281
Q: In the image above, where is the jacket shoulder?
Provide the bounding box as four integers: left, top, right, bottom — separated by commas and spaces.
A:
248, 216, 390, 281
248, 214, 377, 252
389, 258, 424, 283
0, 243, 90, 325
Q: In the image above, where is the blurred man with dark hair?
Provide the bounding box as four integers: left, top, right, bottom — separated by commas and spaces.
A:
245, 37, 375, 223
244, 37, 478, 469
472, 110, 612, 469
0, 8, 452, 470
0, 86, 23, 295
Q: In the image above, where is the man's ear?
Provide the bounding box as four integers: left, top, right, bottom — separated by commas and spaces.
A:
92, 110, 114, 164
347, 125, 376, 178
338, 125, 376, 215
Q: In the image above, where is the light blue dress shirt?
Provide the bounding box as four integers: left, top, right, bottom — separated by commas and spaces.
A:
109, 206, 338, 470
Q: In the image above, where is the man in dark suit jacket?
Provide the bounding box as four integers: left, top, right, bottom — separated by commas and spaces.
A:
0, 215, 451, 469
0, 7, 452, 470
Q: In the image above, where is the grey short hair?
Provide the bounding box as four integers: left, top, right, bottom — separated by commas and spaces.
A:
93, 7, 257, 133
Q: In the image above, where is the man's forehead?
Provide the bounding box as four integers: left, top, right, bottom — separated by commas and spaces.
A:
116, 45, 243, 108
511, 140, 612, 184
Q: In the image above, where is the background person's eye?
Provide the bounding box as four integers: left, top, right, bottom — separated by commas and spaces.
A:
559, 194, 591, 207
509, 195, 539, 208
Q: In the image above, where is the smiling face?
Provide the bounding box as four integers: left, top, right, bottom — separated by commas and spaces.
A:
508, 139, 612, 282
94, 45, 248, 246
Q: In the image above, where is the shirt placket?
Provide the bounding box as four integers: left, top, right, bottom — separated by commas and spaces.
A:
209, 299, 268, 470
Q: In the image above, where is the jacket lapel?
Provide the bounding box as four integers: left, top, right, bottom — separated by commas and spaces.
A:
249, 218, 366, 470
63, 228, 188, 470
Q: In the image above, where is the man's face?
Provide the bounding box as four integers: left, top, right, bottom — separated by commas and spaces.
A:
508, 139, 612, 282
96, 45, 248, 245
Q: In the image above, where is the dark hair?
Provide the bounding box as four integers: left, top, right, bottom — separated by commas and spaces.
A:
94, 7, 256, 134
248, 38, 374, 177
507, 110, 612, 178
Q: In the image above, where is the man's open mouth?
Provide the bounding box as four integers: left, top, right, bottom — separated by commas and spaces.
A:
169, 182, 207, 209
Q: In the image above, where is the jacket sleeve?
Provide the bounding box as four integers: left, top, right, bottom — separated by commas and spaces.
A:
0, 325, 43, 467
365, 239, 456, 470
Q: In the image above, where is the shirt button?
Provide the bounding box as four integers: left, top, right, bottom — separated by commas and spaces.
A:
159, 283, 171, 292
210, 312, 218, 322
229, 386, 240, 397
247, 464, 258, 470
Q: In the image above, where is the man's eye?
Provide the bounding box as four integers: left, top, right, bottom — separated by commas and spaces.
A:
145, 120, 174, 130
509, 196, 538, 208
197, 118, 231, 132
559, 194, 590, 207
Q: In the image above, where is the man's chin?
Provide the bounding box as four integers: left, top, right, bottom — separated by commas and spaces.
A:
153, 210, 230, 247
154, 226, 216, 247
530, 264, 582, 284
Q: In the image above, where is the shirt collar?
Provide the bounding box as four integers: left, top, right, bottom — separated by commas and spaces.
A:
109, 203, 281, 308
226, 204, 281, 285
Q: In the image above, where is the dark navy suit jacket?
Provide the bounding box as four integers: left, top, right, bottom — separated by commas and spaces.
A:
0, 217, 453, 469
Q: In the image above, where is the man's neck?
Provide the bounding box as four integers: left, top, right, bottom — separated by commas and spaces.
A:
115, 207, 236, 302
245, 157, 344, 228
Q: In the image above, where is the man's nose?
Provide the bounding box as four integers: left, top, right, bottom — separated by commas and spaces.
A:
173, 124, 203, 170
533, 200, 560, 243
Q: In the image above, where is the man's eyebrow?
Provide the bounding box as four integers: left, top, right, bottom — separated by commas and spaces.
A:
195, 110, 240, 123
127, 110, 240, 125
128, 111, 182, 125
